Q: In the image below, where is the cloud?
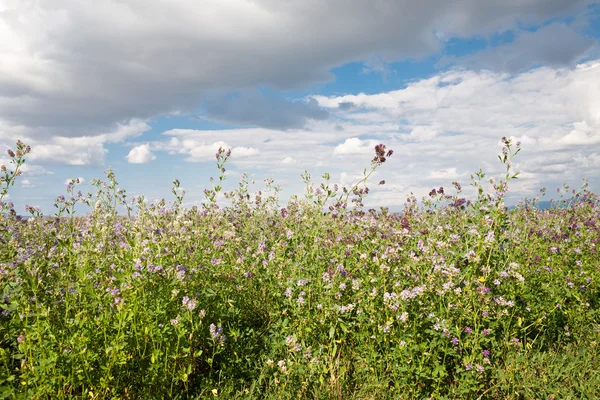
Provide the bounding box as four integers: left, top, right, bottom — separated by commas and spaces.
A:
23, 119, 151, 166
200, 91, 329, 129
21, 179, 34, 188
558, 120, 600, 145
333, 138, 376, 155
232, 146, 260, 158
313, 61, 600, 198
429, 168, 459, 180
149, 60, 600, 203
126, 144, 156, 164
410, 126, 440, 141
451, 23, 597, 72
0, 0, 590, 138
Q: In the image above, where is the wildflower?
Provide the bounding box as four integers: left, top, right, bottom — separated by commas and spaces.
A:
482, 349, 490, 357
476, 365, 485, 373
477, 285, 491, 294
465, 364, 473, 371
210, 323, 221, 339
465, 326, 472, 333
303, 348, 312, 359
482, 328, 491, 336
277, 360, 287, 373
182, 296, 197, 311
451, 337, 459, 346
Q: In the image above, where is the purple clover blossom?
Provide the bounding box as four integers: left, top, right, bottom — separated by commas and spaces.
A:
209, 323, 224, 342
285, 335, 295, 346
465, 326, 473, 333
451, 337, 459, 346
284, 287, 293, 298
477, 286, 491, 294
476, 365, 485, 373
182, 296, 197, 311
465, 364, 473, 371
175, 265, 187, 280
482, 328, 491, 336
482, 349, 490, 357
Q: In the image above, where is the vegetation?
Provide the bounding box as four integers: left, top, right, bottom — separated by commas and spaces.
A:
1, 138, 599, 399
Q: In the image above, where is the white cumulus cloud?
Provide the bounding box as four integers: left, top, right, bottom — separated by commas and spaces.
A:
232, 147, 260, 158
333, 138, 376, 155
126, 144, 156, 164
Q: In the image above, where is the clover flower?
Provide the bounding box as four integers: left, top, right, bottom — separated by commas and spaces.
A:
182, 296, 197, 311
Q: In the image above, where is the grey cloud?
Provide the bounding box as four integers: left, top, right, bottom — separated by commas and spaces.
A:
338, 102, 356, 110
200, 91, 329, 129
0, 0, 593, 137
452, 23, 597, 72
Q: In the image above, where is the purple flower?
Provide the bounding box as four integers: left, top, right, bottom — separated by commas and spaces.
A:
210, 323, 224, 340
465, 326, 472, 333
284, 287, 293, 298
465, 364, 473, 371
482, 349, 490, 357
451, 337, 459, 346
182, 296, 197, 311
477, 286, 491, 294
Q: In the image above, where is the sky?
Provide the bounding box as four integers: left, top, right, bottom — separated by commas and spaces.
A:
1, 0, 600, 213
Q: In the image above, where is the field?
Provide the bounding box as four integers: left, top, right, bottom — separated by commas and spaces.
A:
1, 139, 599, 399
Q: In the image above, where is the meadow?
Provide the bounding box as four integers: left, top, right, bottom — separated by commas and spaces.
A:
1, 138, 599, 399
